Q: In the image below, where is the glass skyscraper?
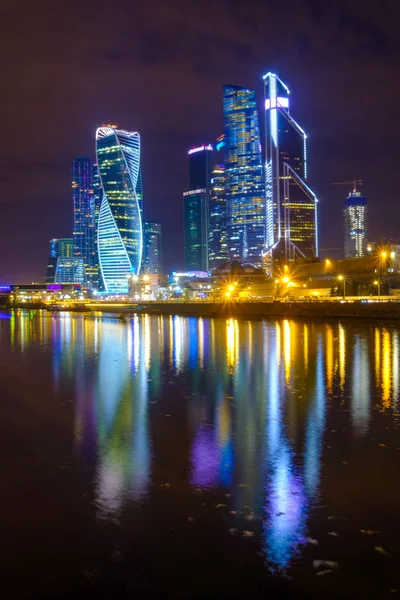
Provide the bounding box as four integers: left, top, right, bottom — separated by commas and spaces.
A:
208, 164, 227, 271
96, 126, 142, 294
263, 73, 318, 265
183, 189, 209, 272
142, 220, 163, 274
45, 238, 74, 284
72, 156, 97, 285
223, 85, 265, 267
344, 190, 368, 258
188, 144, 213, 190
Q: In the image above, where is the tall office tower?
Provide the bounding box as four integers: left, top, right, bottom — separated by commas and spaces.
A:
72, 156, 97, 285
183, 144, 213, 273
45, 238, 74, 283
223, 85, 265, 267
142, 220, 163, 273
344, 189, 368, 258
96, 126, 142, 294
183, 189, 209, 272
188, 144, 213, 190
263, 73, 318, 267
136, 166, 143, 214
208, 164, 227, 271
91, 163, 102, 289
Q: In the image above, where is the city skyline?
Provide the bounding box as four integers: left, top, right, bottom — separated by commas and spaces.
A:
1, 2, 399, 282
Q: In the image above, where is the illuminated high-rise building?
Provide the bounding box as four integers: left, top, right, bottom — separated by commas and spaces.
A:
263, 73, 318, 267
45, 238, 74, 284
183, 145, 213, 273
188, 144, 213, 190
208, 164, 227, 271
344, 190, 368, 258
96, 126, 142, 294
142, 220, 163, 274
183, 189, 209, 272
91, 163, 102, 288
223, 86, 265, 267
72, 156, 97, 285
136, 166, 143, 214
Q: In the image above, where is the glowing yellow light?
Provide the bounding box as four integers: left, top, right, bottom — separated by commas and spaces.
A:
391, 251, 395, 259
325, 259, 331, 265
228, 285, 234, 292
143, 274, 150, 282
337, 275, 344, 281
225, 291, 231, 298
373, 280, 379, 286
381, 251, 387, 259
282, 276, 290, 284
382, 329, 391, 408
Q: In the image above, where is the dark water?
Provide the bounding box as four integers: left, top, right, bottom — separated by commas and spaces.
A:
1, 310, 400, 598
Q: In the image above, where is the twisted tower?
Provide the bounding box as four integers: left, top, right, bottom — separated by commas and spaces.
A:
96, 127, 142, 293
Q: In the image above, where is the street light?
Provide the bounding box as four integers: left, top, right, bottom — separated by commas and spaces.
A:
337, 274, 346, 300
373, 279, 381, 300
282, 276, 290, 284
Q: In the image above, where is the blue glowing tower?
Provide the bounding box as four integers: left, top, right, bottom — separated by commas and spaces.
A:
96, 126, 142, 293
223, 86, 265, 268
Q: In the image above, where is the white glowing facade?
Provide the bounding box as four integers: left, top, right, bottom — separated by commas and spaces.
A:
263, 73, 318, 265
96, 127, 142, 294
344, 191, 368, 258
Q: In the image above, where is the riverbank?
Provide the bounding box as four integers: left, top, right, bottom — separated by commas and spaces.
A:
88, 300, 400, 320
2, 300, 400, 320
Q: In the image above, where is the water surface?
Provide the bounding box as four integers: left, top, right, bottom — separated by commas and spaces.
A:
1, 310, 400, 598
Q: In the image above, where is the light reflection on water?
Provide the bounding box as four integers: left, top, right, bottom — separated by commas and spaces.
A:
3, 311, 400, 571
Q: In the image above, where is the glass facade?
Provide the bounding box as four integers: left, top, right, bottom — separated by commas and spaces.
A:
72, 157, 97, 285
183, 189, 209, 272
45, 238, 74, 284
344, 192, 368, 258
264, 73, 318, 262
208, 164, 227, 272
54, 257, 85, 284
223, 85, 265, 267
142, 220, 163, 274
136, 166, 143, 214
188, 146, 213, 190
96, 127, 142, 294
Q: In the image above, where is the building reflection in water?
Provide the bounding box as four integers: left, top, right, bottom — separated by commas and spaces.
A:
6, 311, 400, 567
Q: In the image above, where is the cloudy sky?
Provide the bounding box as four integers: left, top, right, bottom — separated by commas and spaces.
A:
1, 0, 399, 281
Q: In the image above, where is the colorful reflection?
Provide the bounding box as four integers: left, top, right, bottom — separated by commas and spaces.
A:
2, 311, 400, 570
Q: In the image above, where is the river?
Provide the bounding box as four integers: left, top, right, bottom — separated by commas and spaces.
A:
1, 310, 400, 598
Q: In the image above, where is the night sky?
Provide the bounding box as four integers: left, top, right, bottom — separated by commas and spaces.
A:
1, 0, 399, 282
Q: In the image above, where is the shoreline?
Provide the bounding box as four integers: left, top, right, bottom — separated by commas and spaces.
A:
2, 300, 400, 320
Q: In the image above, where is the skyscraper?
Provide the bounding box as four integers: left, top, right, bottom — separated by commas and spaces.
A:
91, 163, 102, 289
208, 164, 227, 271
223, 85, 265, 267
183, 189, 209, 272
45, 238, 74, 283
142, 220, 163, 273
136, 166, 143, 214
96, 126, 142, 294
188, 144, 213, 190
263, 73, 318, 266
344, 190, 368, 258
72, 156, 97, 285
183, 145, 213, 273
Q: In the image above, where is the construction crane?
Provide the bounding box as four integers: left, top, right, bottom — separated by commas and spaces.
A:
330, 179, 363, 193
